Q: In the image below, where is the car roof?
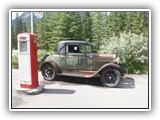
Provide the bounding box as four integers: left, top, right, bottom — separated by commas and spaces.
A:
58, 40, 92, 55
58, 40, 92, 46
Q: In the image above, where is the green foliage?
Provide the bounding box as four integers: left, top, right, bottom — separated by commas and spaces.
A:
11, 25, 17, 50
107, 12, 126, 37
92, 12, 103, 51
35, 11, 149, 74
12, 11, 148, 74
124, 12, 149, 37
15, 13, 20, 35
60, 12, 82, 40
22, 20, 27, 32
37, 50, 55, 67
36, 12, 83, 51
36, 12, 53, 51
34, 11, 148, 52
12, 55, 18, 69
19, 18, 23, 33
81, 12, 92, 42
12, 13, 28, 49
99, 32, 148, 74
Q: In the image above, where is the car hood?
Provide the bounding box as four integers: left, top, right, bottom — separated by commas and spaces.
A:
88, 53, 116, 61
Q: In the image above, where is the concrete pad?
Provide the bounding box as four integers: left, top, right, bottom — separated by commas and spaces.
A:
14, 85, 45, 95
12, 69, 149, 109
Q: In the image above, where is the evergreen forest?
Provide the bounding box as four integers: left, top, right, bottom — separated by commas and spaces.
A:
11, 11, 149, 73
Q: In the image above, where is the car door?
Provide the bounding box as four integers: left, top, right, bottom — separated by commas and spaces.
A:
66, 44, 87, 70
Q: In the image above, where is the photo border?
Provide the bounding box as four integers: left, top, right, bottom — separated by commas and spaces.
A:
9, 9, 151, 111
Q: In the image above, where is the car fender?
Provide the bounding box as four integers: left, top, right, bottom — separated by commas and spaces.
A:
96, 63, 124, 76
39, 60, 62, 74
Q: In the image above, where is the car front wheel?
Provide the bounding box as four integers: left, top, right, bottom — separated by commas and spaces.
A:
41, 63, 56, 81
101, 68, 121, 88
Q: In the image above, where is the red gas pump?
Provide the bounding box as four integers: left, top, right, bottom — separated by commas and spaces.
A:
16, 33, 44, 94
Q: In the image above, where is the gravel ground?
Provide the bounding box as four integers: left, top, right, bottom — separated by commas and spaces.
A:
11, 69, 149, 109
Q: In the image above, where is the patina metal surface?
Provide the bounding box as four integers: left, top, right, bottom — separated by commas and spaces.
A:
41, 41, 124, 78
57, 62, 123, 78
41, 40, 123, 79
40, 60, 62, 74
46, 53, 115, 71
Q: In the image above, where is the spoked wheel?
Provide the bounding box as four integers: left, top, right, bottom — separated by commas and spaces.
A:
41, 64, 56, 81
101, 68, 121, 87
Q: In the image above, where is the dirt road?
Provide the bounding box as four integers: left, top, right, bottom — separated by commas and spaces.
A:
11, 69, 149, 109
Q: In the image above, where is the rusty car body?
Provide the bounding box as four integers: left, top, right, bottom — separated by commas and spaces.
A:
40, 41, 124, 87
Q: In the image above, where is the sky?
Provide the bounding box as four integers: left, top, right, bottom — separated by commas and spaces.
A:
12, 12, 23, 20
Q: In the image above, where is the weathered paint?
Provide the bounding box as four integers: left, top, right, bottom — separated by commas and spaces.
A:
57, 62, 123, 78
45, 53, 115, 71
40, 60, 62, 74
41, 41, 123, 79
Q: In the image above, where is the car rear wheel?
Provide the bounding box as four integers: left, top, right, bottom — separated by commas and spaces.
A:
101, 68, 121, 87
41, 63, 56, 81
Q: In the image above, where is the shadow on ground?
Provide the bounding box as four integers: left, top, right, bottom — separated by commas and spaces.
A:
42, 88, 76, 94
41, 76, 135, 89
118, 77, 135, 89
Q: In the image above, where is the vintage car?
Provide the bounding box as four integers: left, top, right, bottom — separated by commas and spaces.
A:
39, 40, 124, 87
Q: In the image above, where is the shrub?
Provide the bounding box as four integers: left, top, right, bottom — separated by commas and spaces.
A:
99, 32, 148, 74
12, 55, 18, 69
37, 50, 55, 67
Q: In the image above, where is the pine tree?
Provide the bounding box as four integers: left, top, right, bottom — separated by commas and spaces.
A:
131, 12, 148, 37
36, 20, 43, 48
11, 24, 17, 49
70, 12, 82, 40
19, 17, 23, 33
107, 12, 126, 38
124, 12, 149, 37
81, 12, 92, 42
36, 12, 56, 51
124, 12, 132, 33
92, 12, 103, 52
101, 12, 109, 39
48, 12, 63, 51
143, 11, 149, 37
22, 20, 27, 32
58, 12, 82, 40
15, 13, 24, 34
15, 13, 20, 35
36, 12, 89, 51
27, 24, 31, 33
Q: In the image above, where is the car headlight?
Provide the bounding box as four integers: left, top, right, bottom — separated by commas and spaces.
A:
113, 54, 116, 59
113, 57, 122, 64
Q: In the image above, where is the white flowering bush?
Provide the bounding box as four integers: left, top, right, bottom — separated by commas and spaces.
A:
99, 32, 148, 74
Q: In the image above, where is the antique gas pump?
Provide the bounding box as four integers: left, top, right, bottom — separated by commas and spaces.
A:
17, 33, 39, 89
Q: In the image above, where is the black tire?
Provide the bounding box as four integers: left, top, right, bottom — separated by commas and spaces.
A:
41, 63, 56, 81
101, 68, 121, 88
40, 54, 49, 64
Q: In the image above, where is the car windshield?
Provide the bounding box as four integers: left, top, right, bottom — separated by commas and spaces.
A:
85, 45, 92, 53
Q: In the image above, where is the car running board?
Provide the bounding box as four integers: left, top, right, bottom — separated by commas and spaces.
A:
57, 70, 98, 78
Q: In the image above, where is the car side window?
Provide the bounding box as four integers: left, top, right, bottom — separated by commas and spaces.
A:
68, 45, 84, 53
86, 45, 92, 53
